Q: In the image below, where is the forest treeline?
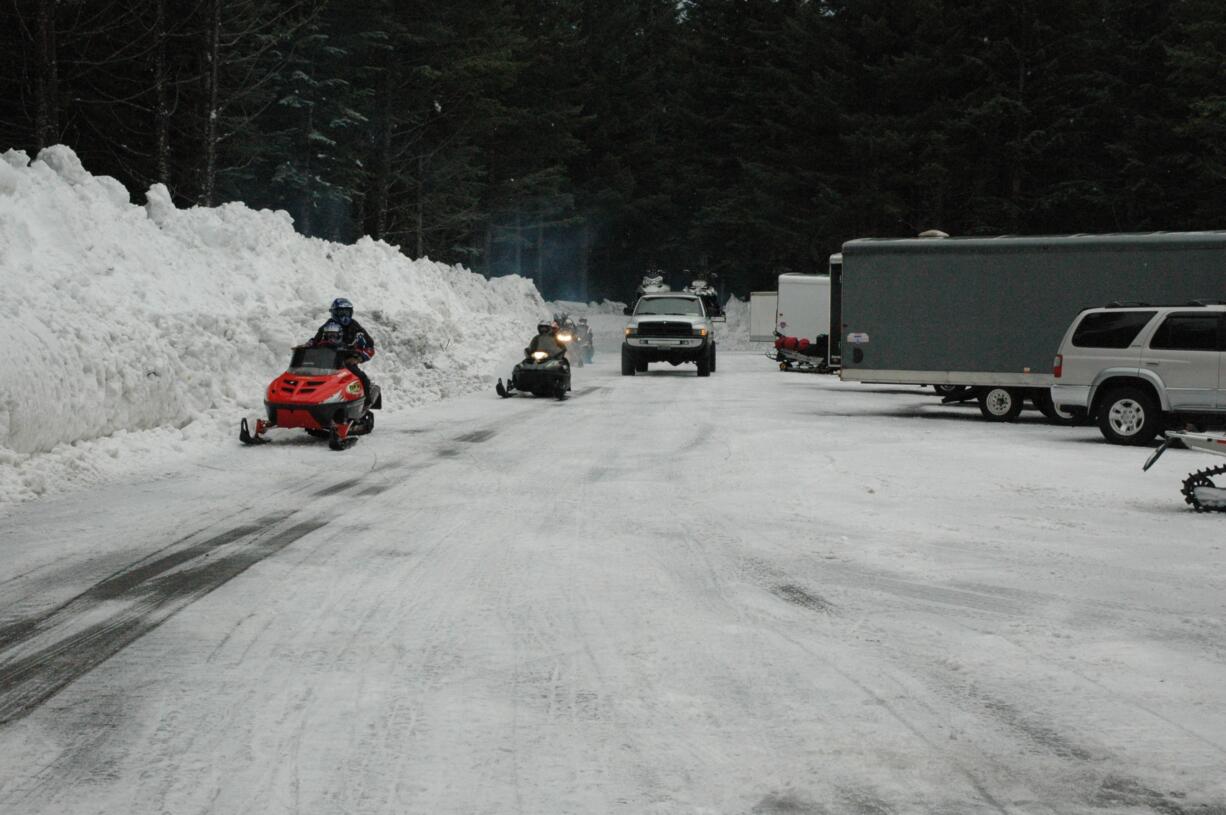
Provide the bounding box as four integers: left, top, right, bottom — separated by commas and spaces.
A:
4, 0, 1226, 299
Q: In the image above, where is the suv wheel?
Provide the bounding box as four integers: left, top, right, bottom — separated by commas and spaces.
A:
621, 346, 636, 376
1098, 386, 1160, 445
978, 387, 1023, 421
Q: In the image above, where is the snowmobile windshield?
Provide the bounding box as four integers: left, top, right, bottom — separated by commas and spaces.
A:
289, 346, 348, 373
635, 297, 704, 316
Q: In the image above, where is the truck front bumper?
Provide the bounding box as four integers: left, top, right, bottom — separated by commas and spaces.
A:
626, 337, 705, 350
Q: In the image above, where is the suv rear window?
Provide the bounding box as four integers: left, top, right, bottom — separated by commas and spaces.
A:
1149, 314, 1221, 351
1071, 311, 1156, 348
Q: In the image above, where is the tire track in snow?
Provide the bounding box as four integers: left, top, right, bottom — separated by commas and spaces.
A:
0, 516, 326, 726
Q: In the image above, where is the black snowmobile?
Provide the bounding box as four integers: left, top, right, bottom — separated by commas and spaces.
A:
496, 348, 572, 400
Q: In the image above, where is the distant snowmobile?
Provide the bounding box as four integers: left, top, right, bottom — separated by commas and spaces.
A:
1143, 430, 1226, 512
496, 349, 571, 400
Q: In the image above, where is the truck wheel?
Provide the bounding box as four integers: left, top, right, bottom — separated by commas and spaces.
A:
710, 345, 717, 372
1097, 386, 1160, 445
697, 352, 711, 377
621, 346, 636, 376
978, 387, 1023, 421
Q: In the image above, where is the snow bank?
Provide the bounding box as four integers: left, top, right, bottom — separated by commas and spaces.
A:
0, 146, 546, 503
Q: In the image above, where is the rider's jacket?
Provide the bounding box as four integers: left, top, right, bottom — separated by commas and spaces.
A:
528, 332, 563, 356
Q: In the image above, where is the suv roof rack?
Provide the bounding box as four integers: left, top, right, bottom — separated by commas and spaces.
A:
1104, 301, 1151, 308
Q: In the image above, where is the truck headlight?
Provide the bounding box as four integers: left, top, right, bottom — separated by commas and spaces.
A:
692, 327, 708, 337
624, 327, 636, 336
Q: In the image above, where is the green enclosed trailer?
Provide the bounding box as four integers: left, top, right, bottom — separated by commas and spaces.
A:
838, 232, 1226, 419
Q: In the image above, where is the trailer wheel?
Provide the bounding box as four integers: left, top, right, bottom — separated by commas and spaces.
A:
978, 387, 1023, 422
1097, 386, 1160, 445
621, 346, 636, 376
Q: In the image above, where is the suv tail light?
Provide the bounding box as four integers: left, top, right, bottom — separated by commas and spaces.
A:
1053, 354, 1063, 378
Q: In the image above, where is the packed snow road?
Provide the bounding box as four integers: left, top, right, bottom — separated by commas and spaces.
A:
1, 353, 1225, 814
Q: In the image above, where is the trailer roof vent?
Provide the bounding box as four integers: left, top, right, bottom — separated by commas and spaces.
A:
917, 229, 949, 238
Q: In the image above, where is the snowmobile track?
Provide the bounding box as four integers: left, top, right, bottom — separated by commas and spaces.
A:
0, 515, 326, 726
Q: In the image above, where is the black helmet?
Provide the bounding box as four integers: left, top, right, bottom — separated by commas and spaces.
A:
537, 321, 552, 334
330, 297, 354, 326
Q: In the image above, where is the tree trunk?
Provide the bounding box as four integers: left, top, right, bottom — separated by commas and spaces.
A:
535, 219, 544, 292
579, 220, 592, 302
372, 69, 393, 240
514, 212, 523, 278
154, 0, 171, 186
201, 0, 221, 205
300, 101, 314, 235
415, 154, 425, 258
34, 0, 59, 149
483, 221, 494, 276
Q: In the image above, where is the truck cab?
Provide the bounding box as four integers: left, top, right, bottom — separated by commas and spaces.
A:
622, 293, 717, 377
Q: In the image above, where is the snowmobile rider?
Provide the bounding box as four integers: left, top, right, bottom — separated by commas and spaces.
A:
311, 297, 377, 403
527, 321, 566, 358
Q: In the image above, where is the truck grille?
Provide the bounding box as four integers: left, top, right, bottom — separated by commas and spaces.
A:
635, 321, 692, 337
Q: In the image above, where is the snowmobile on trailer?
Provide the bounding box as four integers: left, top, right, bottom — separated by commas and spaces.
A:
1143, 430, 1226, 512
496, 349, 571, 400
767, 335, 835, 373
240, 345, 381, 451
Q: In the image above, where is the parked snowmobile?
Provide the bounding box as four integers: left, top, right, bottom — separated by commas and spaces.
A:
684, 275, 722, 319
1143, 430, 1226, 512
240, 345, 381, 451
767, 334, 833, 373
636, 273, 669, 298
496, 348, 572, 400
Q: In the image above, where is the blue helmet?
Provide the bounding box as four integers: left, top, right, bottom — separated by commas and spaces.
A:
330, 297, 354, 326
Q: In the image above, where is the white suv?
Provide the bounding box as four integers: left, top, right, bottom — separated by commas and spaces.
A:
1051, 303, 1226, 444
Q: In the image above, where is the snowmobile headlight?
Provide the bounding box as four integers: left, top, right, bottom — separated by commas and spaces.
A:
531, 351, 549, 361
557, 332, 573, 343
346, 381, 363, 396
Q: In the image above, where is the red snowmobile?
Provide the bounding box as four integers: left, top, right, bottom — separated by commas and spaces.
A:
239, 345, 381, 451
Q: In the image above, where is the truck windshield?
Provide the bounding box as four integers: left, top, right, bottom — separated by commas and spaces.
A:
636, 297, 703, 316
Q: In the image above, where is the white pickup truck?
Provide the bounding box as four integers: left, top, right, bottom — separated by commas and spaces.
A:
621, 293, 716, 377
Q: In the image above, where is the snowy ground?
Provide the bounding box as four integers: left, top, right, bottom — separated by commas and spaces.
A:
2, 353, 1224, 814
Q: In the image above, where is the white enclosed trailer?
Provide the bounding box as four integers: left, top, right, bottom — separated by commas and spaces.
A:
774, 274, 831, 343
749, 291, 778, 342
